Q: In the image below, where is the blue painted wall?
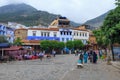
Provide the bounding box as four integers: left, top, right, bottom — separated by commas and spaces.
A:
0, 25, 6, 36
27, 36, 60, 41
59, 28, 73, 42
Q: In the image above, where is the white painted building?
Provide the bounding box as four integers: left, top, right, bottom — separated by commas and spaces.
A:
25, 16, 90, 44
73, 27, 89, 44
8, 22, 27, 29
26, 27, 89, 44
59, 28, 73, 42
27, 28, 60, 41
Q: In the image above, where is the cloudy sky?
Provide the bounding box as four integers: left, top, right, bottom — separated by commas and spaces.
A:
0, 0, 116, 23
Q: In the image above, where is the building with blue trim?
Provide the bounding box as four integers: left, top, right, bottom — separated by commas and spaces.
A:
0, 24, 6, 36
0, 24, 15, 43
27, 28, 60, 41
59, 28, 73, 42
6, 27, 15, 43
15, 17, 90, 49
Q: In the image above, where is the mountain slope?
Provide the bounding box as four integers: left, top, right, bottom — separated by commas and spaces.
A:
0, 3, 37, 14
0, 3, 79, 26
85, 11, 110, 27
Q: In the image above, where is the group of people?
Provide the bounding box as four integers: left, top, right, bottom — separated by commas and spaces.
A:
77, 50, 98, 65
20, 50, 56, 61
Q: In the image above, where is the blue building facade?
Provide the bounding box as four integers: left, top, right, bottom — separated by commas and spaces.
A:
0, 24, 6, 36
27, 28, 60, 41
6, 27, 15, 43
59, 28, 73, 42
0, 24, 14, 43
27, 36, 60, 41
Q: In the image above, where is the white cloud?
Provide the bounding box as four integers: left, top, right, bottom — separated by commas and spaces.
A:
0, 0, 116, 23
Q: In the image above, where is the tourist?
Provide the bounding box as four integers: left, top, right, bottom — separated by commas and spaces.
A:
83, 50, 88, 63
98, 49, 102, 59
39, 51, 44, 61
79, 52, 83, 64
93, 51, 97, 63
88, 50, 93, 63
52, 50, 56, 57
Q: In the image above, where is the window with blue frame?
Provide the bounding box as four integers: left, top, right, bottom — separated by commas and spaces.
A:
77, 32, 78, 36
54, 32, 57, 37
66, 38, 69, 41
70, 32, 72, 35
47, 32, 50, 37
3, 31, 5, 35
41, 32, 43, 36
85, 33, 87, 37
60, 31, 62, 35
67, 32, 68, 35
74, 32, 75, 36
32, 31, 36, 36
80, 32, 81, 36
83, 33, 84, 36
44, 32, 46, 37
62, 38, 64, 41
64, 32, 65, 35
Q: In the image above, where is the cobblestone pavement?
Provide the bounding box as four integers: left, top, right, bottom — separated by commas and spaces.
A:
112, 61, 120, 70
0, 54, 78, 80
0, 54, 120, 80
62, 60, 120, 80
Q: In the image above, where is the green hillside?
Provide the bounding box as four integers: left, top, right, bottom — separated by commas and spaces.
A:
0, 3, 79, 26
85, 11, 110, 28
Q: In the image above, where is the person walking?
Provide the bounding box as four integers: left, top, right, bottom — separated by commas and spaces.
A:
52, 50, 56, 57
77, 57, 83, 68
93, 51, 97, 63
79, 52, 83, 64
75, 50, 77, 56
89, 50, 93, 63
83, 51, 88, 63
39, 51, 44, 61
99, 49, 102, 59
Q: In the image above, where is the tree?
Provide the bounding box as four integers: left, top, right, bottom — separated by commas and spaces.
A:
93, 29, 110, 56
73, 40, 84, 50
57, 42, 65, 54
93, 29, 109, 48
40, 40, 51, 51
66, 41, 74, 50
57, 42, 65, 50
13, 37, 24, 46
115, 0, 120, 6
101, 0, 120, 60
47, 40, 57, 50
0, 35, 8, 43
40, 40, 65, 54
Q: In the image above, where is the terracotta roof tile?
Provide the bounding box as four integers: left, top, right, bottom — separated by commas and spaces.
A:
14, 28, 28, 32
73, 28, 88, 31
28, 28, 59, 31
22, 40, 40, 43
3, 46, 23, 51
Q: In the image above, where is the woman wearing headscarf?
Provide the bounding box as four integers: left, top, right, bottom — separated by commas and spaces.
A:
83, 50, 88, 63
93, 51, 97, 63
